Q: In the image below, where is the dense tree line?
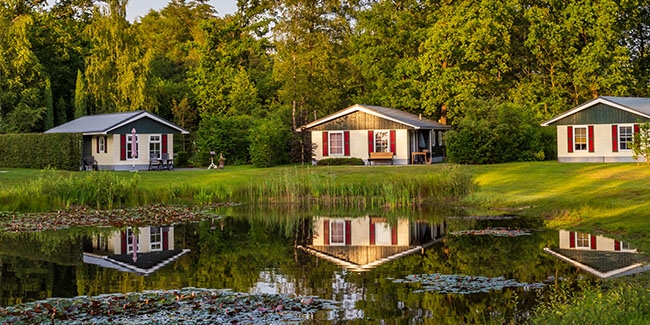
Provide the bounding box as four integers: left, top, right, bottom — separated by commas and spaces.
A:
1, 0, 649, 165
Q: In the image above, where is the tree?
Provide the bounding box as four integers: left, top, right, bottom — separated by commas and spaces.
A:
632, 121, 650, 165
74, 69, 87, 118
445, 100, 546, 164
43, 77, 54, 130
55, 96, 67, 125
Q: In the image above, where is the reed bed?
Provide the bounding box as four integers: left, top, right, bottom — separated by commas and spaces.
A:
0, 165, 475, 212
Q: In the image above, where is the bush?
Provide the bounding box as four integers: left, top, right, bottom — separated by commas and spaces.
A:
175, 151, 189, 168
195, 114, 254, 166
0, 133, 82, 170
249, 117, 290, 168
317, 158, 365, 166
446, 100, 546, 164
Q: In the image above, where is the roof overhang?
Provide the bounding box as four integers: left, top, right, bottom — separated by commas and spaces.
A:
541, 97, 650, 126
107, 111, 190, 135
301, 104, 450, 131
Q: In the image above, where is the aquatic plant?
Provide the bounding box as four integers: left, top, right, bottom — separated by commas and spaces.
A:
393, 273, 548, 295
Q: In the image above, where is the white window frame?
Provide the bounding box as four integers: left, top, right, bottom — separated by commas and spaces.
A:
374, 130, 390, 153
618, 125, 634, 151
576, 232, 590, 249
574, 126, 588, 151
150, 226, 163, 251
330, 220, 346, 246
126, 135, 139, 160
329, 131, 344, 156
149, 135, 161, 159
98, 137, 105, 153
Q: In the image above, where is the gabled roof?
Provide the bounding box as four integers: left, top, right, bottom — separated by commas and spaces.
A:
83, 249, 190, 276
544, 247, 650, 279
45, 110, 189, 135
542, 96, 650, 126
302, 104, 450, 130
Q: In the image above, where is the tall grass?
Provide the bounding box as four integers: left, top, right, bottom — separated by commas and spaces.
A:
235, 165, 476, 208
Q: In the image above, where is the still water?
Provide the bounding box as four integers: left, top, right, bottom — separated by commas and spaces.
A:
1, 205, 646, 322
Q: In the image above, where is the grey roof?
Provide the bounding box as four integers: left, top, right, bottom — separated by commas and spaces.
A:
600, 96, 650, 115
302, 104, 450, 130
45, 110, 189, 134
542, 96, 650, 126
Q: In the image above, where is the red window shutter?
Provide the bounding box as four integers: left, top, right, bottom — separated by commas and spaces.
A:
567, 126, 574, 153
369, 219, 376, 245
345, 220, 351, 245
162, 228, 169, 250
344, 131, 350, 156
121, 231, 127, 253
390, 130, 396, 154
162, 134, 168, 154
322, 132, 329, 157
391, 226, 397, 245
368, 130, 374, 153
96, 137, 100, 153
591, 235, 597, 250
323, 220, 330, 245
614, 240, 621, 251
120, 135, 127, 160
588, 125, 594, 152
104, 136, 108, 153
612, 125, 618, 152
569, 231, 575, 248
634, 124, 640, 135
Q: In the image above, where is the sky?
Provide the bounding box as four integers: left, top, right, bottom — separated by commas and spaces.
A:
45, 1, 239, 21
126, 0, 238, 21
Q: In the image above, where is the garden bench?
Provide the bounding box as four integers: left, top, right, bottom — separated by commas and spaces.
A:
367, 152, 394, 165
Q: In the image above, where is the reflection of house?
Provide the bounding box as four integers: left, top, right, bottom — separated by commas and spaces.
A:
300, 104, 450, 165
45, 110, 189, 171
298, 217, 446, 272
544, 230, 650, 279
83, 226, 189, 276
542, 97, 650, 163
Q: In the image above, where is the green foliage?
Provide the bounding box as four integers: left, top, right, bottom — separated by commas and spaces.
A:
0, 133, 82, 170
531, 280, 650, 324
446, 100, 546, 164
317, 158, 365, 166
249, 117, 290, 168
175, 151, 189, 168
195, 113, 254, 165
632, 121, 650, 165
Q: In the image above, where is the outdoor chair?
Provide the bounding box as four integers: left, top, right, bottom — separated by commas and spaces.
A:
82, 156, 98, 171
148, 153, 161, 170
161, 153, 173, 170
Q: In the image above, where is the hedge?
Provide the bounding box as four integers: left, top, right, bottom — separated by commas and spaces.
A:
317, 157, 365, 166
0, 133, 82, 170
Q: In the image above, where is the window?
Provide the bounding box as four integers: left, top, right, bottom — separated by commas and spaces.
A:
574, 127, 587, 151
150, 226, 162, 251
576, 232, 590, 248
329, 132, 343, 155
330, 220, 345, 245
375, 131, 390, 152
98, 137, 105, 153
149, 135, 161, 158
126, 135, 139, 159
619, 125, 633, 150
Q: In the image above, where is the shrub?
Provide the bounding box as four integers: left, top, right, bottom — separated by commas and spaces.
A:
0, 133, 82, 170
195, 113, 254, 166
446, 100, 546, 164
249, 117, 290, 168
317, 158, 365, 166
175, 151, 189, 168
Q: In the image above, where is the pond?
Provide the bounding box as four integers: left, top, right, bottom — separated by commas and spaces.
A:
1, 205, 648, 323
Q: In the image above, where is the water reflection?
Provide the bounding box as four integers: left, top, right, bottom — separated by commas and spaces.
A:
545, 230, 650, 279
0, 208, 581, 322
299, 217, 445, 272
82, 226, 189, 276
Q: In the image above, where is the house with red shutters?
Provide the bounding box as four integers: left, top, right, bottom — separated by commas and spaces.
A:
45, 111, 188, 171
298, 216, 446, 272
83, 226, 190, 276
542, 97, 650, 163
544, 230, 650, 279
301, 104, 450, 165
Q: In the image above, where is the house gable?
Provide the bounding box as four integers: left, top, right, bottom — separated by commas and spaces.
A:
548, 103, 650, 125
108, 116, 183, 135
309, 110, 411, 131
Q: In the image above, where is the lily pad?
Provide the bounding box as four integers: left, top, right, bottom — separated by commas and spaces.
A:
394, 273, 548, 294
